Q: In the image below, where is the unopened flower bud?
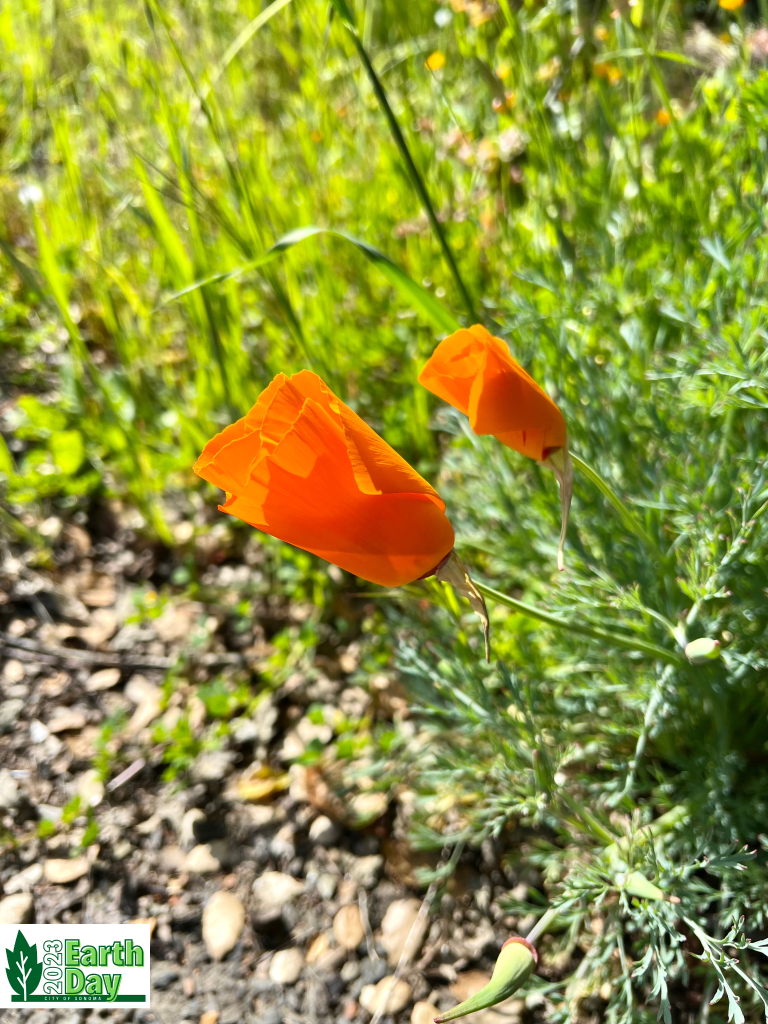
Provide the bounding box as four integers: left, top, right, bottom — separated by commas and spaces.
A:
618, 871, 668, 902
434, 938, 537, 1022
684, 637, 721, 665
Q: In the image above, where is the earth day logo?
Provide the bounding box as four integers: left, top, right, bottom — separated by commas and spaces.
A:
0, 926, 149, 1007
6, 931, 42, 1001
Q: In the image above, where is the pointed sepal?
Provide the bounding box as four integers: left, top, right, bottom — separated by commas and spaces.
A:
543, 443, 573, 572
434, 549, 491, 662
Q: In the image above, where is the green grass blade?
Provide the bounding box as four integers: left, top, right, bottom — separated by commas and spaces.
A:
156, 226, 460, 334
327, 0, 477, 324
207, 0, 294, 95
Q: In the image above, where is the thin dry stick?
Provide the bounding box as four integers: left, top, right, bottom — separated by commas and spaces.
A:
0, 631, 246, 670
369, 884, 437, 1024
358, 888, 379, 960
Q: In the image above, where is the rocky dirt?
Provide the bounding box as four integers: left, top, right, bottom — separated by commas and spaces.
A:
0, 508, 546, 1024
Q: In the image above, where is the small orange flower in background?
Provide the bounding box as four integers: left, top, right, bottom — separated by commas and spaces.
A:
655, 109, 671, 127
594, 62, 623, 85
419, 325, 573, 570
195, 370, 490, 655
426, 51, 446, 71
718, 0, 744, 10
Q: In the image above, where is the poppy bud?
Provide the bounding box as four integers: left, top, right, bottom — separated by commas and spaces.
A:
617, 871, 669, 902
684, 637, 721, 665
434, 938, 537, 1022
419, 325, 572, 570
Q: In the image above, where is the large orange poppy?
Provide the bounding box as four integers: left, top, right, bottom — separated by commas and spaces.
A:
194, 370, 455, 588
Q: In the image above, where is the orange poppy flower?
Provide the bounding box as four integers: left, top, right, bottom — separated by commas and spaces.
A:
195, 370, 490, 656
194, 369, 456, 588
419, 324, 573, 570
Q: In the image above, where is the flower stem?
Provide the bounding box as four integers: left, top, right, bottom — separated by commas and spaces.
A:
328, 0, 477, 323
571, 453, 658, 552
475, 581, 684, 664
526, 906, 560, 945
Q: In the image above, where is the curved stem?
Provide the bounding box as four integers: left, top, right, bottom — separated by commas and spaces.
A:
526, 906, 560, 946
475, 581, 684, 665
571, 452, 658, 552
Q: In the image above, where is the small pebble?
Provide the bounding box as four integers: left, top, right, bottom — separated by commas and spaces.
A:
346, 854, 383, 890
48, 710, 87, 733
269, 947, 305, 984
316, 873, 338, 900
184, 844, 221, 874
76, 769, 105, 808
4, 863, 44, 894
0, 698, 24, 735
202, 890, 245, 961
29, 720, 50, 744
333, 904, 365, 951
0, 768, 20, 810
191, 750, 234, 784
340, 961, 360, 983
412, 1001, 440, 1024
153, 969, 180, 991
2, 659, 25, 684
44, 857, 89, 884
309, 814, 341, 846
0, 893, 34, 924
85, 668, 121, 692
359, 977, 412, 1015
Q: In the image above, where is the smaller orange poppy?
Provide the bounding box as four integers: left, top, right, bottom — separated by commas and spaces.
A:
419, 324, 573, 570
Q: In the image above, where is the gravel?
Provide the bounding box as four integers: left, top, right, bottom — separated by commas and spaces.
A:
0, 514, 540, 1024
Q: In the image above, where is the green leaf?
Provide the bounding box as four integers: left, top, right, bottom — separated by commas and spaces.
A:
17, 396, 67, 437
0, 434, 15, 477
197, 678, 231, 718
159, 227, 460, 335
49, 429, 85, 475
31, 211, 88, 371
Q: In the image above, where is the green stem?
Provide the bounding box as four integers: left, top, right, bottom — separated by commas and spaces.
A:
571, 452, 657, 551
328, 0, 477, 323
526, 906, 560, 945
475, 581, 684, 664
